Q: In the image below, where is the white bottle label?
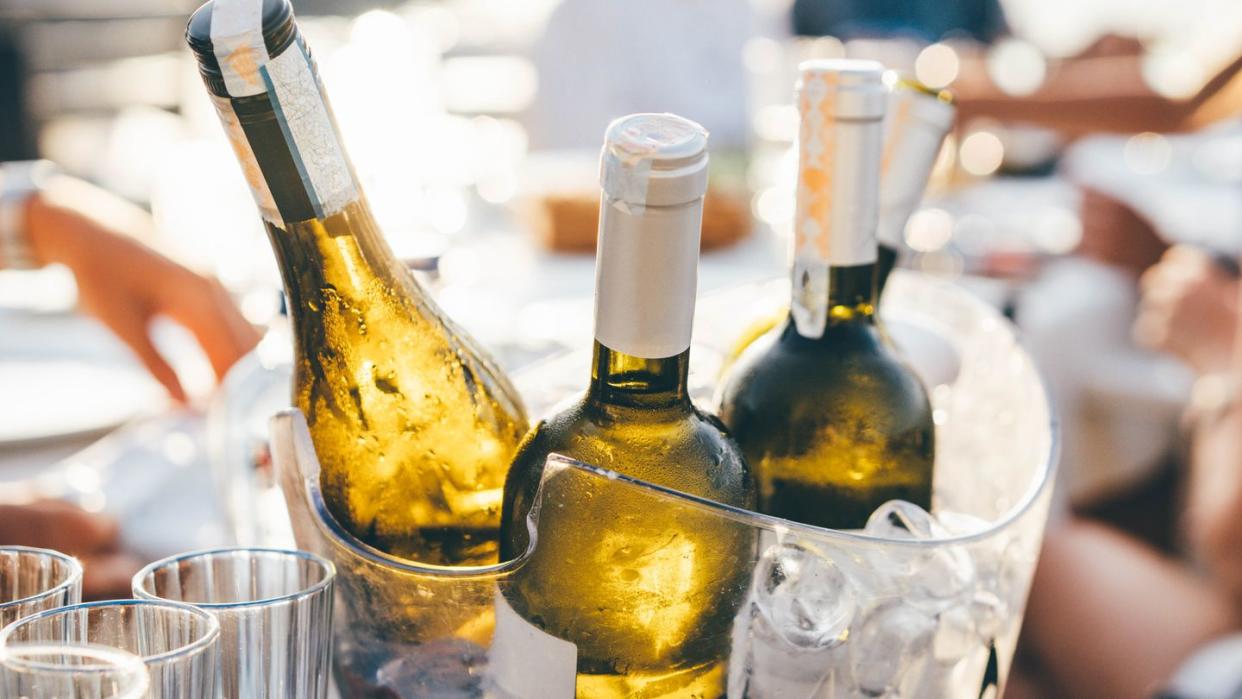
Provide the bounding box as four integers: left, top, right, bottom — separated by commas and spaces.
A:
488, 590, 578, 698
262, 44, 357, 220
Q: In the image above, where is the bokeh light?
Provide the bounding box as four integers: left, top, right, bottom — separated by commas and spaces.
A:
1141, 48, 1206, 99
1123, 132, 1172, 175
959, 131, 1005, 177
1031, 207, 1083, 254
905, 208, 955, 253
987, 38, 1047, 96
914, 43, 960, 89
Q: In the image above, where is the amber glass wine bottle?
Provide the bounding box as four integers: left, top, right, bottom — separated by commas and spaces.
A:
187, 0, 527, 565
718, 60, 935, 530
498, 114, 756, 698
875, 74, 955, 294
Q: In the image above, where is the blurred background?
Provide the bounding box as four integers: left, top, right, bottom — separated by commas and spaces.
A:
2, 0, 1242, 693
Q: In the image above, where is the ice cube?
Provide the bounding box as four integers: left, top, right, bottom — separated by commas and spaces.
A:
969, 589, 1008, 640
864, 500, 946, 540
747, 613, 852, 699
932, 605, 978, 665
849, 601, 936, 696
754, 541, 855, 650
863, 500, 977, 614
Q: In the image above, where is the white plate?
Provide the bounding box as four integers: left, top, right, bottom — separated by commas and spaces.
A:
0, 360, 165, 449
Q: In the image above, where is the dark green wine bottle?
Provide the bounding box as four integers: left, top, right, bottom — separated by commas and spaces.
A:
718, 60, 935, 530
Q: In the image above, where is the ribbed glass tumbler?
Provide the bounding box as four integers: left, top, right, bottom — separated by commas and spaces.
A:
133, 547, 335, 698
0, 599, 219, 697
0, 643, 150, 699
0, 546, 83, 629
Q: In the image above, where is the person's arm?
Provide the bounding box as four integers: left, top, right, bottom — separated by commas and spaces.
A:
1183, 266, 1242, 609
0, 499, 142, 600
1187, 401, 1242, 609
1015, 519, 1239, 699
954, 48, 1242, 137
1135, 243, 1242, 607
22, 173, 259, 401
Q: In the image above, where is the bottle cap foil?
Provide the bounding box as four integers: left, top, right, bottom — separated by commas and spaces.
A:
600, 113, 710, 210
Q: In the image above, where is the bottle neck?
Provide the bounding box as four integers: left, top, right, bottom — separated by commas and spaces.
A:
790, 99, 884, 340
588, 190, 702, 413
209, 37, 415, 303
790, 262, 877, 332
781, 264, 882, 356
588, 341, 691, 411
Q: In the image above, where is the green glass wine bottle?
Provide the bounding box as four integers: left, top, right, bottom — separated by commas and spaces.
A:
718, 60, 935, 530
187, 0, 527, 565
498, 114, 756, 698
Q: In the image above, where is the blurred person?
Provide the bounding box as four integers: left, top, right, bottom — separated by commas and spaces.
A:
525, 0, 754, 150
0, 160, 259, 597
1007, 245, 1242, 698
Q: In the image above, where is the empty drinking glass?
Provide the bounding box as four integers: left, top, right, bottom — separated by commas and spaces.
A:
133, 547, 335, 698
0, 599, 219, 698
0, 547, 83, 629
0, 643, 150, 698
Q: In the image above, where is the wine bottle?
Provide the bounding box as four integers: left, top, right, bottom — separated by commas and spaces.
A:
875, 74, 955, 294
187, 0, 527, 565
498, 114, 756, 697
717, 60, 935, 530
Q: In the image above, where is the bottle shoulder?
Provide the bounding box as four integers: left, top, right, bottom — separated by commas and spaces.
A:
507, 395, 753, 506
720, 323, 933, 431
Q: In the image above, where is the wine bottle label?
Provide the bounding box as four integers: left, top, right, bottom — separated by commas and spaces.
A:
209, 0, 358, 224
488, 590, 578, 698
594, 198, 701, 359
792, 66, 883, 339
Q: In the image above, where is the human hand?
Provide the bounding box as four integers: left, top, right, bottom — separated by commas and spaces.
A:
1135, 245, 1239, 374
0, 500, 142, 600
25, 176, 260, 402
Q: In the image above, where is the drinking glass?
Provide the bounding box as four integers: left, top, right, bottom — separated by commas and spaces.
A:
0, 643, 149, 698
133, 548, 335, 698
0, 599, 219, 698
0, 546, 83, 629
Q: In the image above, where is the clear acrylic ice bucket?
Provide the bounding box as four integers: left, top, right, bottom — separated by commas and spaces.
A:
268, 272, 1058, 698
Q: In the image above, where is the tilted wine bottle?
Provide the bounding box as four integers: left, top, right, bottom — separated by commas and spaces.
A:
187, 0, 527, 565
718, 60, 935, 530
875, 74, 955, 294
498, 114, 756, 697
